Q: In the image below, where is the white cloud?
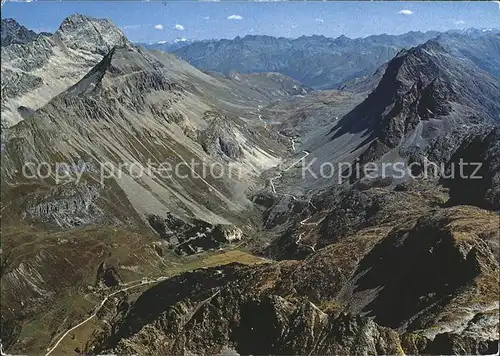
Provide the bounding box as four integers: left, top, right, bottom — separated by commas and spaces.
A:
455, 20, 466, 26
174, 38, 188, 43
122, 24, 143, 30
227, 15, 243, 20
174, 24, 185, 31
123, 24, 160, 31
397, 9, 413, 15
203, 16, 210, 20
315, 18, 324, 23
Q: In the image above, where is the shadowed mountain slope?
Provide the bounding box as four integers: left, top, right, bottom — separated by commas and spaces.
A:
89, 204, 499, 355
329, 39, 500, 163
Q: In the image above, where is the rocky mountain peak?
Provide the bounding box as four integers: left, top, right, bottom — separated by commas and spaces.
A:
61, 45, 169, 96
330, 38, 499, 157
387, 40, 448, 93
400, 38, 443, 53
1, 18, 38, 46
54, 13, 130, 55
334, 34, 352, 46
2, 18, 19, 26
0, 14, 135, 128
58, 13, 93, 26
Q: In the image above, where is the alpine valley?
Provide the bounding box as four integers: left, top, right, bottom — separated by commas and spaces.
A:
0, 14, 499, 355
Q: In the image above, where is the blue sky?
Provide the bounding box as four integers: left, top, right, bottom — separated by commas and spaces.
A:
2, 1, 499, 43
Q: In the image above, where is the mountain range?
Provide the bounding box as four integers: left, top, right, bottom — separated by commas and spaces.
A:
144, 29, 499, 91
1, 16, 499, 355
150, 31, 442, 90
137, 38, 200, 52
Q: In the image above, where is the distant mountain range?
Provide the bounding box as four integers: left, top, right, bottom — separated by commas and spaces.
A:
144, 31, 441, 89
137, 38, 200, 52
141, 29, 499, 90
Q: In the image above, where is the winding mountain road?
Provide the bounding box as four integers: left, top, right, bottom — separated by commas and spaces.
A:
257, 105, 318, 252
299, 215, 325, 226
268, 150, 309, 195
44, 276, 168, 356
295, 231, 316, 252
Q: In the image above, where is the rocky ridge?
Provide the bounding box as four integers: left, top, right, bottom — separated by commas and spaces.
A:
1, 18, 41, 46
1, 14, 130, 128
89, 203, 499, 355
331, 40, 500, 161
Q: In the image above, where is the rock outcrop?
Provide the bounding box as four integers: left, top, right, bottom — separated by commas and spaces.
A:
89, 204, 499, 355
148, 213, 243, 254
